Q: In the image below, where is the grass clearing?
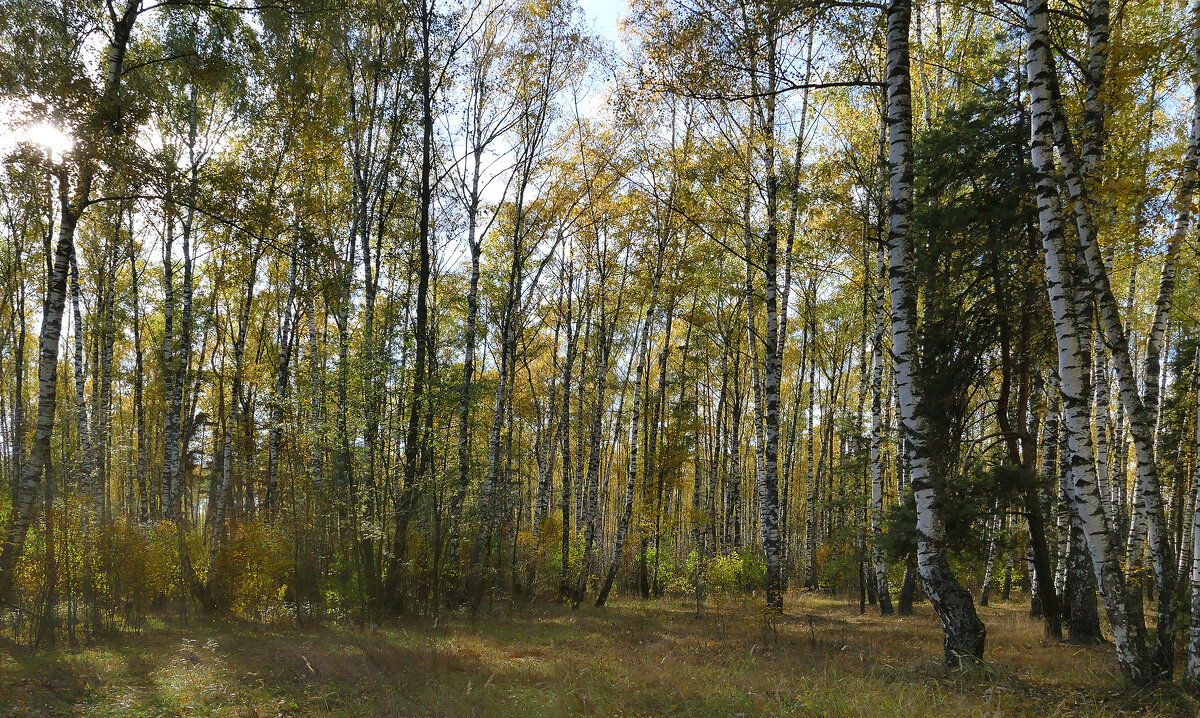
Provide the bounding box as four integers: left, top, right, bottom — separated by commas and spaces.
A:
0, 593, 1193, 716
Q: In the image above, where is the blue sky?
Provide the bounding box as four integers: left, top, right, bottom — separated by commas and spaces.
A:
578, 0, 623, 43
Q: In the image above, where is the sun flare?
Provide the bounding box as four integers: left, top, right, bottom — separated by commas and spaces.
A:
22, 121, 72, 156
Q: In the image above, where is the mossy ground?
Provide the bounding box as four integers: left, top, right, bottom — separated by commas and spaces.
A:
0, 593, 1193, 716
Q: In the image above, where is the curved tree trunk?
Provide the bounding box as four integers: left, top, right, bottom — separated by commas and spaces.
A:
1026, 0, 1151, 681
885, 0, 985, 666
0, 0, 140, 600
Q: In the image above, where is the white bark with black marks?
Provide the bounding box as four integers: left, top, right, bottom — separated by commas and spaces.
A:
886, 0, 985, 666
1026, 0, 1151, 680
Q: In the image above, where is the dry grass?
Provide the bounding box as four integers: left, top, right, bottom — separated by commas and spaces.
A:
0, 593, 1194, 717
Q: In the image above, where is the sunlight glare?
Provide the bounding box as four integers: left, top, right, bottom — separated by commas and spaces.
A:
23, 121, 72, 158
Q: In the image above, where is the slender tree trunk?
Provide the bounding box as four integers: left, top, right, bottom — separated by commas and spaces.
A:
388, 0, 435, 611
596, 240, 666, 606
804, 354, 817, 588
869, 247, 894, 616
575, 313, 613, 605
128, 224, 148, 522
1026, 0, 1152, 681
558, 285, 578, 601
266, 247, 299, 516
68, 249, 94, 500
1043, 18, 1192, 673
981, 514, 999, 607
0, 210, 77, 599
448, 147, 485, 570
1184, 346, 1200, 688
208, 266, 257, 608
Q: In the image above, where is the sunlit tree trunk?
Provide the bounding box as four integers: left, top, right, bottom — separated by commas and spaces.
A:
574, 310, 612, 605
0, 0, 140, 600
1026, 0, 1151, 680
596, 230, 666, 607
886, 0, 985, 665
128, 221, 148, 522
208, 258, 259, 605
388, 0, 435, 611
558, 279, 578, 601
980, 514, 999, 606
1042, 16, 1194, 672
804, 350, 817, 588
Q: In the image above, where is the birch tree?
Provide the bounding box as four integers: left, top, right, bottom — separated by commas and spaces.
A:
0, 0, 142, 600
884, 0, 985, 665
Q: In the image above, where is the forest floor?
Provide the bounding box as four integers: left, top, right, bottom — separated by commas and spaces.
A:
0, 592, 1195, 717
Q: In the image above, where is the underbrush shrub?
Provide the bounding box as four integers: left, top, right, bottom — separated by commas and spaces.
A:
817, 534, 859, 593
671, 550, 701, 596
96, 515, 171, 623
641, 538, 675, 593
696, 549, 766, 595
539, 530, 583, 593
736, 549, 766, 592
217, 519, 293, 620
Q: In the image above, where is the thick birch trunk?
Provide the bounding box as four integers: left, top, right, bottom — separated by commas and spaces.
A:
887, 0, 985, 666
1065, 509, 1103, 643
0, 211, 78, 599
1043, 15, 1195, 671
0, 3, 141, 597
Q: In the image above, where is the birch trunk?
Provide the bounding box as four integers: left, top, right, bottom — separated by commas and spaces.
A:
68, 249, 94, 500
1026, 0, 1152, 680
1043, 15, 1196, 671
129, 226, 148, 522
574, 315, 612, 605
97, 245, 115, 517
388, 0, 435, 609
869, 246, 894, 616
0, 211, 78, 599
597, 234, 666, 606
1065, 508, 1103, 643
160, 202, 179, 519
596, 312, 652, 606
980, 515, 999, 606
558, 285, 578, 600
886, 0, 985, 665
208, 265, 257, 604
804, 355, 817, 588
448, 122, 486, 569
1184, 348, 1200, 688
266, 247, 298, 516
0, 0, 140, 599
